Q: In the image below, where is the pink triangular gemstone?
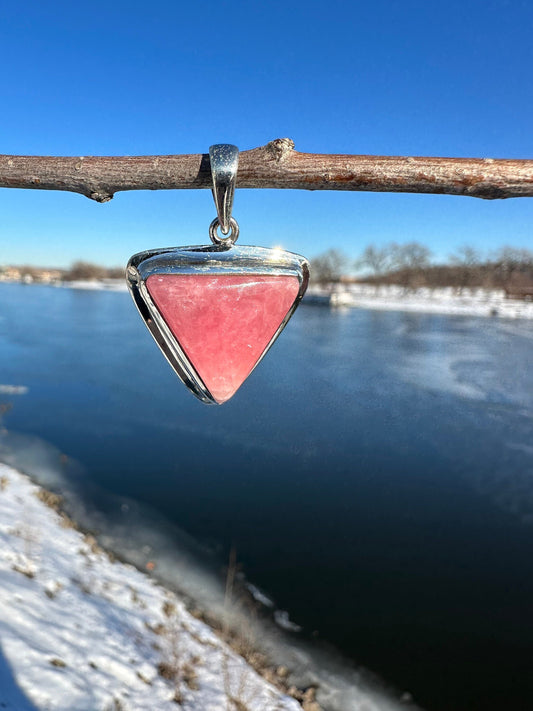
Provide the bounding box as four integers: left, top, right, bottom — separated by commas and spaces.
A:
146, 273, 300, 403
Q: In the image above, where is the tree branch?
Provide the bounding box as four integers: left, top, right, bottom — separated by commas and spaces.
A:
0, 138, 531, 203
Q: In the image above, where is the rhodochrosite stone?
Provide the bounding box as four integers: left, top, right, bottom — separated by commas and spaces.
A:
146, 273, 300, 403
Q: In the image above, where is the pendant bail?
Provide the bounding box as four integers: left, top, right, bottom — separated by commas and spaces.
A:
209, 144, 239, 237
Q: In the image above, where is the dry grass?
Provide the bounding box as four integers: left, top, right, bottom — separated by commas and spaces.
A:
49, 658, 67, 668
12, 562, 35, 578
217, 548, 323, 711
102, 697, 128, 711
34, 488, 63, 511
136, 670, 152, 685
155, 598, 203, 704
221, 547, 260, 711
44, 580, 63, 599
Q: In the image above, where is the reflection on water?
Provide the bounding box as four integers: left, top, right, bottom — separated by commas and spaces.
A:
1, 283, 533, 711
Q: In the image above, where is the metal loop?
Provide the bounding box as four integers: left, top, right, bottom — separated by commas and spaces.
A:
209, 144, 239, 235
209, 217, 240, 246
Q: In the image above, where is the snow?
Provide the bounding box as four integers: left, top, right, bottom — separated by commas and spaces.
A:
24, 279, 533, 320
0, 463, 301, 711
307, 285, 533, 319
59, 280, 128, 292
273, 611, 302, 634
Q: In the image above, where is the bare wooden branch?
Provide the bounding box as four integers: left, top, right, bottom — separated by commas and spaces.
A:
0, 138, 531, 203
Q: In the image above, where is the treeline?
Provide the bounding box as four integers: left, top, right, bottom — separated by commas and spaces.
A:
7, 248, 533, 291
62, 261, 124, 280
1, 261, 124, 281
311, 244, 533, 291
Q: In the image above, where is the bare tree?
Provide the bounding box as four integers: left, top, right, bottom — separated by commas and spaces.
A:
64, 261, 108, 281
493, 246, 533, 288
450, 246, 482, 293
356, 244, 397, 293
390, 242, 432, 291
357, 245, 392, 279
310, 249, 348, 290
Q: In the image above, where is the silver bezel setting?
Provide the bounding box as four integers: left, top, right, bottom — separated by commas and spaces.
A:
126, 244, 310, 404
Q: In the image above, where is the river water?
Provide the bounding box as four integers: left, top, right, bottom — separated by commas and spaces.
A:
1, 282, 532, 711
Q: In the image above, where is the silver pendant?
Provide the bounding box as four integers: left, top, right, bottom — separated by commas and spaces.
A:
126, 145, 309, 405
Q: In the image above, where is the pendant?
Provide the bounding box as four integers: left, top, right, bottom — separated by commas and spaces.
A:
126, 145, 309, 404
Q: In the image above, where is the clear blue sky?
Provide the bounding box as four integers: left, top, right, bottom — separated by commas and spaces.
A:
0, 0, 531, 268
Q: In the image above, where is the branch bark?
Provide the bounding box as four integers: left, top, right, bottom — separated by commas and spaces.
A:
0, 138, 531, 203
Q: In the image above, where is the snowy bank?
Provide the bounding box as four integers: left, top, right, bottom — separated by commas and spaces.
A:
0, 463, 303, 711
0, 431, 421, 711
306, 285, 533, 320
59, 279, 128, 292
42, 278, 533, 320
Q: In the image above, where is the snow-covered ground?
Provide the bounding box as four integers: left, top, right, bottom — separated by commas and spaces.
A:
0, 463, 303, 711
59, 279, 128, 292
19, 279, 533, 320
306, 284, 533, 319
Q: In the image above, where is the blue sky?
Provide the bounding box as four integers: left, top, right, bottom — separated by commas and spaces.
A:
0, 0, 531, 267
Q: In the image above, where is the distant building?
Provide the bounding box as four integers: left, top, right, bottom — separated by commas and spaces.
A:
36, 269, 62, 283
0, 267, 63, 283
0, 267, 22, 281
